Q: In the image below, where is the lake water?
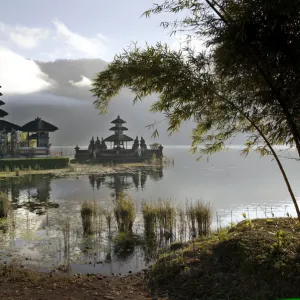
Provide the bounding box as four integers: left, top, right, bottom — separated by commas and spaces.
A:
0, 146, 299, 275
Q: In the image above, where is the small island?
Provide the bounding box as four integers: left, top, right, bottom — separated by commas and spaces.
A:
74, 115, 163, 163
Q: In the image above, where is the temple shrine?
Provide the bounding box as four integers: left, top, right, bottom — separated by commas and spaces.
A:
75, 115, 163, 162
0, 86, 58, 157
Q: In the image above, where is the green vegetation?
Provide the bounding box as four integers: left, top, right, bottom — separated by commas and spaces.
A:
156, 199, 176, 240
150, 143, 161, 150
0, 157, 70, 171
187, 201, 212, 237
142, 202, 157, 238
113, 232, 143, 261
113, 192, 135, 233
80, 201, 98, 235
147, 218, 300, 300
0, 192, 10, 218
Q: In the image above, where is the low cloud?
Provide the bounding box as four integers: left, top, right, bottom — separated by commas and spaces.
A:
0, 46, 51, 94
69, 76, 93, 88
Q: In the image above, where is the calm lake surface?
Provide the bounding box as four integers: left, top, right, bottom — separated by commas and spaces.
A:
0, 146, 299, 275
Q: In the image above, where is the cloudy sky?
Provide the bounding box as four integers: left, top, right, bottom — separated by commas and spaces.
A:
0, 1, 213, 146
0, 0, 198, 62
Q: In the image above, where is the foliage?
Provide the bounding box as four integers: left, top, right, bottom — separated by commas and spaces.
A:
113, 232, 142, 261
242, 212, 253, 228
18, 132, 36, 147
150, 143, 161, 150
271, 229, 288, 254
0, 157, 70, 171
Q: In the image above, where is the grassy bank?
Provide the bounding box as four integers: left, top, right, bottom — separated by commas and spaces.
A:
147, 218, 300, 300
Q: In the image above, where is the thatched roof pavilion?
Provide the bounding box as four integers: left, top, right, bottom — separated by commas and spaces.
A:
21, 117, 58, 147
22, 117, 58, 132
0, 120, 21, 132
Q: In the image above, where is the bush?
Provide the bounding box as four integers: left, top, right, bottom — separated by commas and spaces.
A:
0, 157, 70, 171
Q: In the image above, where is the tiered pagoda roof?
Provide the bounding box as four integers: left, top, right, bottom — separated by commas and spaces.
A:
109, 126, 128, 131
104, 134, 134, 142
111, 116, 126, 124
0, 109, 8, 118
104, 115, 134, 144
0, 86, 22, 132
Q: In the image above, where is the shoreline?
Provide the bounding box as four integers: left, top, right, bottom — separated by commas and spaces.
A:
0, 162, 164, 178
0, 218, 299, 299
0, 263, 151, 300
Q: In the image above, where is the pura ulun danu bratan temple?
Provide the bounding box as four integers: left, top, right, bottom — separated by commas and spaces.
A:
75, 115, 163, 162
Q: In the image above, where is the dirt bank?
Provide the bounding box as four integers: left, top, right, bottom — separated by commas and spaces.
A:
0, 264, 155, 300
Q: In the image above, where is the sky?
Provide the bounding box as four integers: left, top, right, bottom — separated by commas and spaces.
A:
0, 0, 197, 62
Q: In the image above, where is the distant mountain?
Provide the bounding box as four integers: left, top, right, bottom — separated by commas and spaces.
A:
36, 58, 108, 101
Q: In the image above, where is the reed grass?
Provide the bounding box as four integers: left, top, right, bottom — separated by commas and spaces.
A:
141, 202, 157, 238
113, 192, 135, 233
156, 199, 176, 241
103, 208, 113, 235
0, 192, 10, 218
62, 218, 71, 253
177, 207, 188, 243
81, 200, 98, 235
187, 200, 212, 237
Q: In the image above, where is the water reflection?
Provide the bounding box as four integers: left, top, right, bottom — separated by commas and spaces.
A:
0, 166, 164, 275
87, 167, 163, 197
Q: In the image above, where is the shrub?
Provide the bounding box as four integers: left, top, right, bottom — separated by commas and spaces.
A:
0, 157, 70, 171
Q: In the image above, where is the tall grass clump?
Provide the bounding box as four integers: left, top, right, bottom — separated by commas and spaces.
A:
0, 192, 10, 218
156, 199, 176, 241
187, 200, 212, 237
114, 192, 135, 233
177, 207, 187, 243
81, 200, 98, 235
142, 202, 157, 238
103, 208, 113, 235
62, 218, 71, 253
